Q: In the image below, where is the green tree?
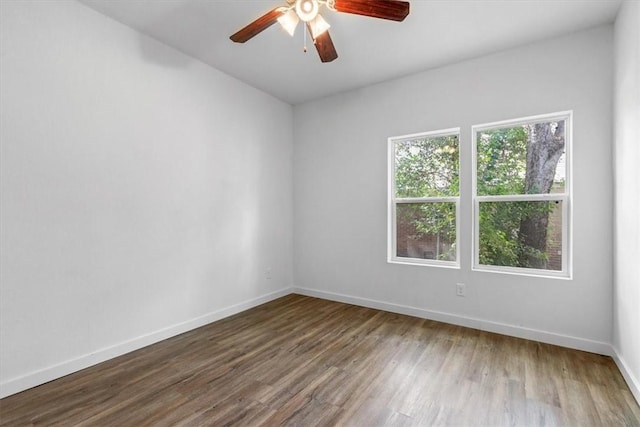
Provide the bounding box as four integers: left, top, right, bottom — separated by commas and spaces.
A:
476, 121, 565, 269
518, 121, 565, 268
395, 135, 459, 198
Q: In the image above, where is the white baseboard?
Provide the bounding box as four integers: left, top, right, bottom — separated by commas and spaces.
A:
293, 287, 613, 356
0, 287, 292, 399
612, 348, 640, 405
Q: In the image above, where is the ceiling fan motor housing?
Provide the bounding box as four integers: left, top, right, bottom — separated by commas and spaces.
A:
296, 0, 320, 21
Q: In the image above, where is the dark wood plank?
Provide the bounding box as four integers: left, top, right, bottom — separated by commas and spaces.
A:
1, 294, 638, 426
334, 0, 410, 22
307, 25, 338, 63
230, 8, 284, 43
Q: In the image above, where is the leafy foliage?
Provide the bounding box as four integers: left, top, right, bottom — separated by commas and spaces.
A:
478, 201, 557, 268
395, 135, 459, 198
476, 127, 528, 196
396, 202, 457, 261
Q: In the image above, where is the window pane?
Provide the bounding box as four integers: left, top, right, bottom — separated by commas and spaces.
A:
396, 202, 456, 261
478, 200, 563, 271
476, 120, 566, 196
395, 134, 459, 198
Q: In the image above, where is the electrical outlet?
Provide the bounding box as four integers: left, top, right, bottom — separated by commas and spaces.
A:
456, 283, 466, 297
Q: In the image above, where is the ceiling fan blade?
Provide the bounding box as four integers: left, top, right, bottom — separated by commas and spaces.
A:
334, 0, 410, 22
230, 7, 285, 43
306, 24, 338, 63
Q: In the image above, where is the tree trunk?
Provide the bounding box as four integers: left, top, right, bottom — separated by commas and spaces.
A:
518, 121, 565, 268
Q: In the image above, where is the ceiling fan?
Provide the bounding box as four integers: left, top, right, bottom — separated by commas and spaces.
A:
230, 0, 410, 63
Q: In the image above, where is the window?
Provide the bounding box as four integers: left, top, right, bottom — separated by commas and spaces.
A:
388, 129, 460, 267
472, 112, 571, 277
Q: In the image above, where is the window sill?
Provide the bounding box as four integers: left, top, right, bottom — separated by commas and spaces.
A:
472, 265, 572, 280
388, 258, 460, 269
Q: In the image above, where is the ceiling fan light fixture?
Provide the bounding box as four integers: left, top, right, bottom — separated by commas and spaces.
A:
295, 0, 319, 22
277, 9, 300, 36
230, 0, 410, 63
308, 14, 330, 39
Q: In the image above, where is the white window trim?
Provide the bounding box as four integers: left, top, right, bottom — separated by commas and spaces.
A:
471, 111, 573, 279
388, 128, 461, 268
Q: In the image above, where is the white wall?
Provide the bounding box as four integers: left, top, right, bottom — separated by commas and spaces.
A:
613, 0, 640, 401
0, 0, 293, 397
294, 26, 614, 352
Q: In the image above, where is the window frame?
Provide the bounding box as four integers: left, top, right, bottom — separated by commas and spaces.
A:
471, 111, 573, 279
388, 128, 461, 268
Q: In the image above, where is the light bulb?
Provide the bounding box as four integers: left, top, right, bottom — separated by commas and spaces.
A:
295, 0, 319, 22
308, 14, 330, 39
277, 9, 299, 36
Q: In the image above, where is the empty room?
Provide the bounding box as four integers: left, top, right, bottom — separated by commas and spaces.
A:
1, 0, 639, 425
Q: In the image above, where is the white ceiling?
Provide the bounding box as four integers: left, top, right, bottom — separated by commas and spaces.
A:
78, 0, 622, 105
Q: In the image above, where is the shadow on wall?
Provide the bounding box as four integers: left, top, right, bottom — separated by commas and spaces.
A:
135, 2, 194, 68
132, 1, 240, 69
137, 34, 192, 68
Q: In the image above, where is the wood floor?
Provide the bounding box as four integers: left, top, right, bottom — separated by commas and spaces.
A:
1, 294, 639, 426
